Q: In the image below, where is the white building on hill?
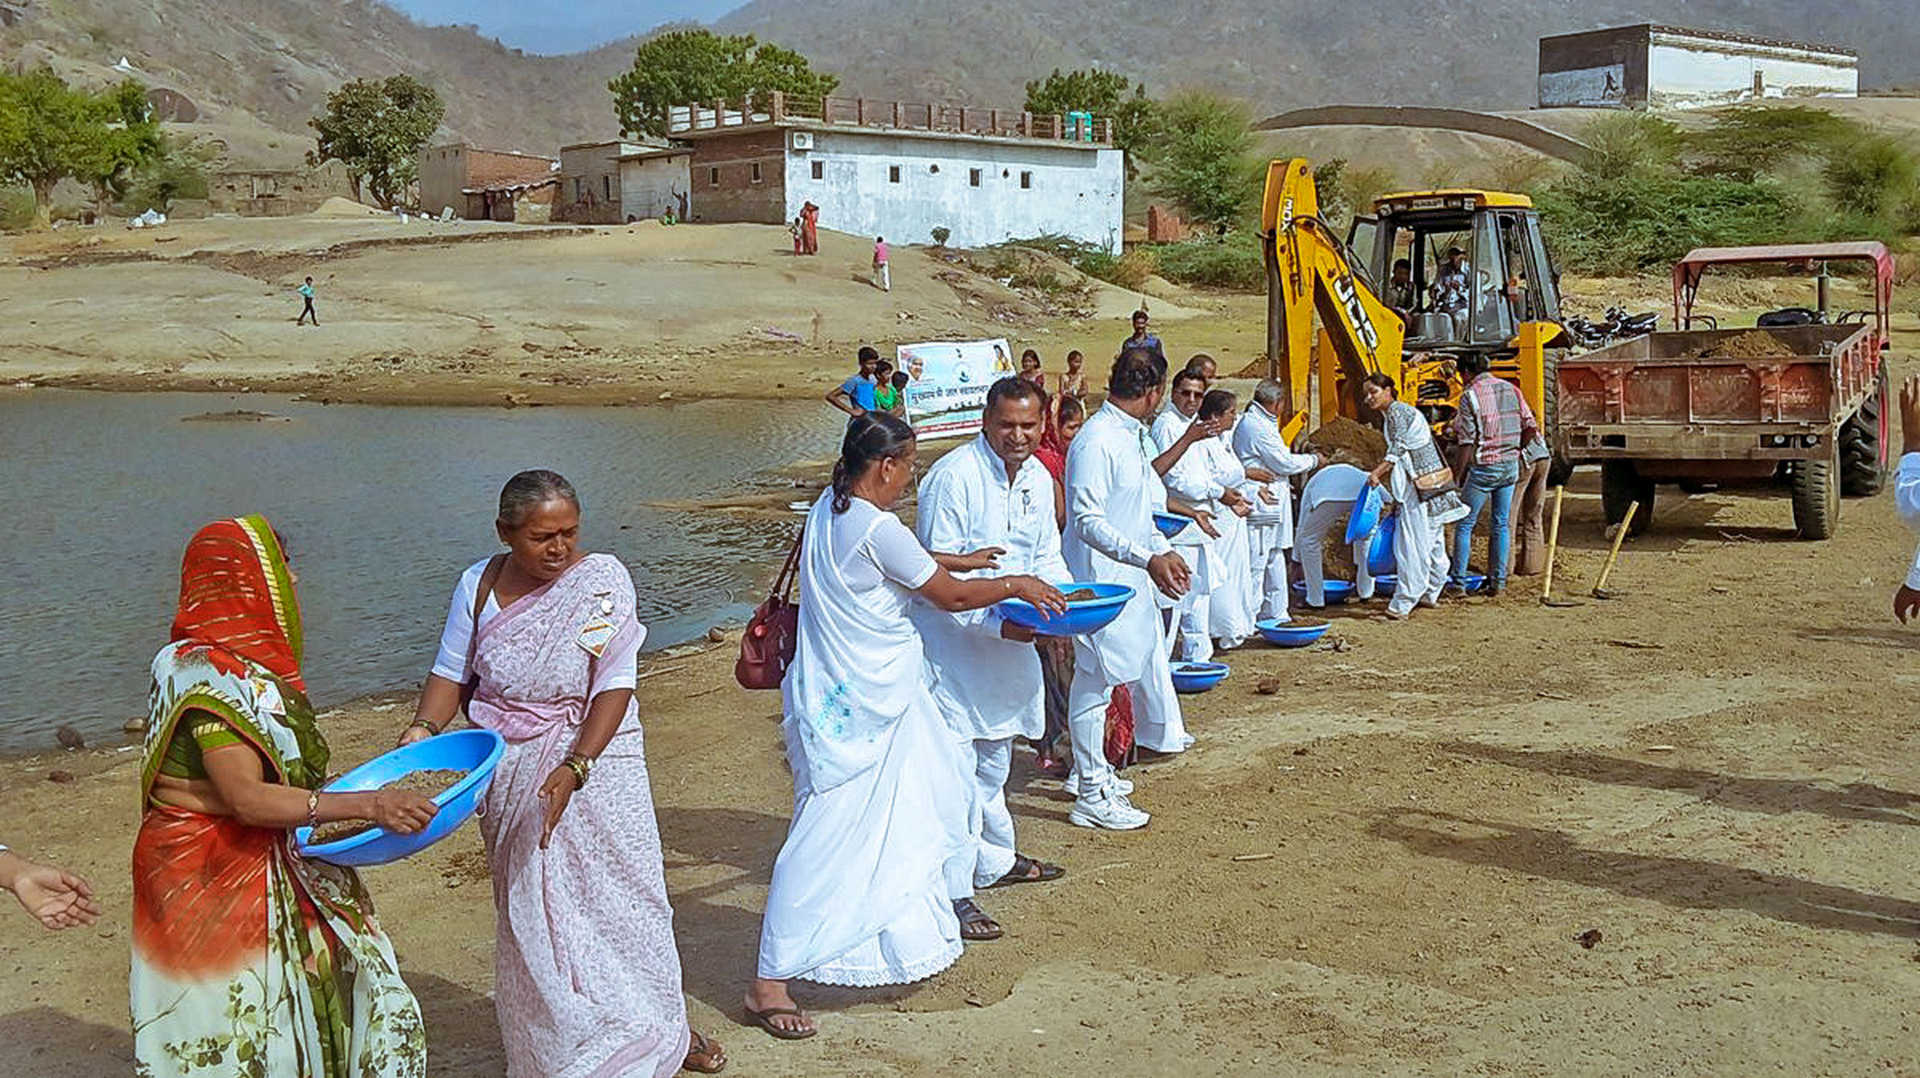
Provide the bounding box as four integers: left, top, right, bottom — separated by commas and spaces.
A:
1539, 24, 1858, 110
665, 93, 1124, 251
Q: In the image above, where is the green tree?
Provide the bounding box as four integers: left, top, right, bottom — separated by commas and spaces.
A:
1822, 133, 1920, 220
1143, 89, 1260, 229
0, 69, 157, 227
307, 75, 445, 209
1024, 68, 1160, 169
609, 30, 839, 140
123, 133, 218, 213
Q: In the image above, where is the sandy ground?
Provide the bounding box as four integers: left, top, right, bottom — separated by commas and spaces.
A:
0, 214, 1212, 406
8, 367, 1920, 1075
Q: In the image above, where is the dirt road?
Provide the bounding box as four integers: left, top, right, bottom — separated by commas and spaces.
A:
6, 435, 1920, 1075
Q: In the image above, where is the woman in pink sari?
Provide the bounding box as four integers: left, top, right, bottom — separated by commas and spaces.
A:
399, 470, 724, 1077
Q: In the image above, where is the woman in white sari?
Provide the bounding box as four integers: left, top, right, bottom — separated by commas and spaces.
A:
1361, 375, 1469, 620
746, 412, 1066, 1040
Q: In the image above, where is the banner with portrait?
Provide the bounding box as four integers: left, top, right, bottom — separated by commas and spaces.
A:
896, 338, 1016, 439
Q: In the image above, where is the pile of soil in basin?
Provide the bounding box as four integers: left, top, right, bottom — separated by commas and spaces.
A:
1300, 417, 1387, 471
308, 769, 466, 844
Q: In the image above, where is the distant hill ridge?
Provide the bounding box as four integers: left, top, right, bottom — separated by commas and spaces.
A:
2, 0, 1913, 169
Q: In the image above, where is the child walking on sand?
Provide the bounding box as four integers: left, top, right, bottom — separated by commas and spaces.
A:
296, 277, 318, 326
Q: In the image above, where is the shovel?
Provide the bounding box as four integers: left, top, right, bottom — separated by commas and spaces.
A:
1592, 501, 1638, 600
1540, 486, 1582, 608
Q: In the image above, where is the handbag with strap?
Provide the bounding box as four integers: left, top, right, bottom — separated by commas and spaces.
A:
457, 554, 508, 718
736, 530, 802, 690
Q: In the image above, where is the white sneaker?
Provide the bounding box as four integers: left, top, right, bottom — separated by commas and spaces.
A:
1069, 791, 1150, 831
1063, 771, 1133, 798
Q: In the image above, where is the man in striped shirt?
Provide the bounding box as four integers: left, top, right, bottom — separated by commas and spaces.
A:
1446, 354, 1538, 597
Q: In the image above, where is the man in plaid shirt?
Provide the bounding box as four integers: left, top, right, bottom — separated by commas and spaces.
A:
1445, 354, 1539, 596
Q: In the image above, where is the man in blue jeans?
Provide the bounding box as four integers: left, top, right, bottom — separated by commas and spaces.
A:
1446, 354, 1538, 597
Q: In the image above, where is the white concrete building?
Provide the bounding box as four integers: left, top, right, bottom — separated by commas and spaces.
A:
667, 95, 1124, 251
616, 147, 693, 222
1539, 24, 1857, 110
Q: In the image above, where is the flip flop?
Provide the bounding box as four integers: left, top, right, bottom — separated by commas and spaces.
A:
984, 853, 1066, 889
745, 1005, 817, 1041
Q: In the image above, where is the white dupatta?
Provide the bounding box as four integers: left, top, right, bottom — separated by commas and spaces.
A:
782, 492, 931, 793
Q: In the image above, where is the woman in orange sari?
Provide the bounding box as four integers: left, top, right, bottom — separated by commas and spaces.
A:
132, 515, 433, 1078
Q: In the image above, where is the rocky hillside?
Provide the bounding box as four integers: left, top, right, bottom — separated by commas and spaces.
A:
2, 0, 1913, 171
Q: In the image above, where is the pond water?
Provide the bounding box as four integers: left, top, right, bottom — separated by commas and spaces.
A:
0, 390, 845, 752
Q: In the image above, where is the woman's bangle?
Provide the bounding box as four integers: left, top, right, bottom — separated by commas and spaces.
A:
406, 718, 441, 736
306, 789, 320, 831
563, 754, 592, 789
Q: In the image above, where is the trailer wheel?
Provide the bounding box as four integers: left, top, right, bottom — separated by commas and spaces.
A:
1600, 462, 1654, 536
1839, 365, 1888, 497
1791, 445, 1840, 540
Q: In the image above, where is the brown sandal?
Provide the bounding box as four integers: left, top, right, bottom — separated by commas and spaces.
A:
954, 897, 1003, 941
683, 1029, 727, 1072
745, 1005, 817, 1041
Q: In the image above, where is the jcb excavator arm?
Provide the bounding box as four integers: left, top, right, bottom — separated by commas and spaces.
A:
1260, 158, 1407, 443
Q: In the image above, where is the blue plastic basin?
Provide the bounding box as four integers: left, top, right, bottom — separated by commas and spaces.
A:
1170, 660, 1229, 693
295, 728, 505, 867
1345, 485, 1385, 544
1152, 512, 1189, 540
1293, 579, 1355, 605
1257, 619, 1331, 647
1372, 573, 1397, 594
997, 581, 1134, 636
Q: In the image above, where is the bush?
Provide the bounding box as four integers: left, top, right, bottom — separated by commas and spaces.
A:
1823, 134, 1920, 219
931, 225, 950, 246
1535, 172, 1802, 275
1074, 247, 1156, 289
0, 186, 35, 231
1152, 234, 1264, 290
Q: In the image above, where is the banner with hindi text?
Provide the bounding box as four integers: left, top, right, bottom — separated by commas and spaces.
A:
897, 338, 1016, 439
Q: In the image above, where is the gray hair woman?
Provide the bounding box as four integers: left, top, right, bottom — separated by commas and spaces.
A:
401, 470, 725, 1076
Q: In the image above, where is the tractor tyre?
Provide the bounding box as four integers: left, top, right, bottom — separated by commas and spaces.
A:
1600, 461, 1654, 537
1791, 444, 1841, 540
1839, 364, 1889, 497
1543, 346, 1574, 487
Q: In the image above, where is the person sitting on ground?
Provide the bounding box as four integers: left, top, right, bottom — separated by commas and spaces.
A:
826, 346, 881, 417
747, 412, 1065, 1040
0, 844, 98, 930
1121, 310, 1165, 365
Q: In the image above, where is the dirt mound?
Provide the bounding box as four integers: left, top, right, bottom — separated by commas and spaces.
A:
309, 196, 383, 219
1697, 330, 1796, 359
1300, 416, 1387, 470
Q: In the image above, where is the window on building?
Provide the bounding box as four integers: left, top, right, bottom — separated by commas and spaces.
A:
1020, 171, 1033, 190
811, 160, 824, 180
888, 165, 901, 183
603, 175, 611, 200
969, 168, 982, 187
708, 167, 720, 187
751, 162, 763, 184
574, 178, 584, 201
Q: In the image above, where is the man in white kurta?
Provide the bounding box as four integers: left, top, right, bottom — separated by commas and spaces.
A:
1063, 349, 1193, 830
1233, 379, 1323, 623
1187, 394, 1260, 648
913, 384, 1073, 890
1153, 370, 1220, 660
1295, 463, 1378, 605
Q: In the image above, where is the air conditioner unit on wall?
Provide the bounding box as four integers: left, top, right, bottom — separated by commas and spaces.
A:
790, 131, 814, 150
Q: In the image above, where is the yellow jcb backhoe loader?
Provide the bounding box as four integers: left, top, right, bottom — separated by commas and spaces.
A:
1260, 158, 1568, 476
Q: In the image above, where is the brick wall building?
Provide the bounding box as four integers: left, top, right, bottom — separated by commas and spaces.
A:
418, 144, 558, 219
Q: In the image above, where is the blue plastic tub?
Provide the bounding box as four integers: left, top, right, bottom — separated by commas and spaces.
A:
1345, 485, 1385, 544
1170, 660, 1229, 693
1257, 619, 1330, 647
1371, 573, 1397, 594
997, 581, 1134, 636
1152, 512, 1190, 540
1293, 579, 1355, 605
295, 729, 505, 868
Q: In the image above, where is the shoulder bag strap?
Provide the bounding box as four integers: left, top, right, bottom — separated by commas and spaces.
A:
770, 528, 803, 604
459, 554, 508, 715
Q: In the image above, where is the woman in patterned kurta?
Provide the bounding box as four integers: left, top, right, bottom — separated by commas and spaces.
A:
132, 515, 431, 1078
